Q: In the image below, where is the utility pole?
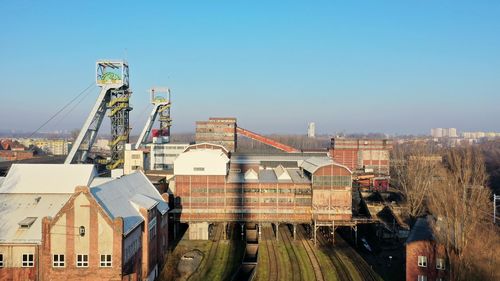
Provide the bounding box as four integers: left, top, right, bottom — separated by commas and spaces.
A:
494, 194, 499, 224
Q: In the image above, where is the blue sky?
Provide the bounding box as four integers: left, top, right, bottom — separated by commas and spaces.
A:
0, 1, 499, 135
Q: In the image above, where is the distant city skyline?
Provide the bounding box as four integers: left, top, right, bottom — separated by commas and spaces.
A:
0, 1, 499, 135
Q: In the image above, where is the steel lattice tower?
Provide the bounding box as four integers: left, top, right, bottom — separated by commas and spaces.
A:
135, 87, 171, 149
108, 89, 132, 169
65, 60, 131, 170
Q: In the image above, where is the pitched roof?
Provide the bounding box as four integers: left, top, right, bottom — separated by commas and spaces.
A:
0, 164, 96, 194
406, 217, 434, 244
0, 193, 71, 243
300, 157, 352, 174
90, 171, 168, 235
274, 165, 291, 181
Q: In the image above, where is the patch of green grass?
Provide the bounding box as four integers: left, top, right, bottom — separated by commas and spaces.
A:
290, 240, 316, 281
275, 240, 293, 280
314, 247, 338, 281
255, 242, 270, 281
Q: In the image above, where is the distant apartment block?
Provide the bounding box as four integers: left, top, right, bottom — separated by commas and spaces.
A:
307, 122, 316, 138
462, 131, 500, 139
16, 138, 69, 156
430, 128, 457, 138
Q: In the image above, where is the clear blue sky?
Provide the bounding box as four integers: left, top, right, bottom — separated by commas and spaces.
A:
0, 1, 499, 135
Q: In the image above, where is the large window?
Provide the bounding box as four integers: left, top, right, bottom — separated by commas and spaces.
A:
417, 275, 427, 281
100, 254, 112, 267
52, 254, 65, 267
436, 258, 445, 270
22, 254, 34, 267
418, 256, 427, 267
0, 253, 3, 267
76, 254, 88, 267
313, 175, 352, 187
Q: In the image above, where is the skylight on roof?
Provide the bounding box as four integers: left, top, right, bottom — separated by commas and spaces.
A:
18, 217, 37, 229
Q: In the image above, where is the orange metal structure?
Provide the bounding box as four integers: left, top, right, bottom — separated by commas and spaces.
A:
236, 127, 300, 153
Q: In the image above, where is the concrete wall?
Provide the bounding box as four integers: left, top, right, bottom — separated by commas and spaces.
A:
188, 222, 209, 240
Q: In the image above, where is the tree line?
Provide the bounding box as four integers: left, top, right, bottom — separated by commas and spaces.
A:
392, 144, 500, 280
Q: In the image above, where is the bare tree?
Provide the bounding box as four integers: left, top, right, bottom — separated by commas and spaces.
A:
429, 146, 494, 280
391, 144, 439, 222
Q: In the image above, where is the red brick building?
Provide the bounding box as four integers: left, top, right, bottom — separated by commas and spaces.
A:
172, 143, 352, 239
330, 138, 392, 175
406, 218, 447, 281
0, 164, 168, 281
0, 139, 34, 161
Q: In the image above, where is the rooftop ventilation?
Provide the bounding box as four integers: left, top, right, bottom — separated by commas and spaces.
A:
18, 217, 37, 229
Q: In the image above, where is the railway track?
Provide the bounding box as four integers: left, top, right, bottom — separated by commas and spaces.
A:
317, 227, 381, 281
297, 225, 325, 281
278, 225, 302, 281
316, 229, 352, 281
262, 225, 279, 281
335, 234, 381, 281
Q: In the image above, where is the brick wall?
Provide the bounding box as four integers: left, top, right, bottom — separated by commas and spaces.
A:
406, 240, 447, 281
40, 188, 124, 281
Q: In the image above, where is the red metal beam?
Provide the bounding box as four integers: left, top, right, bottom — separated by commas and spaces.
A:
236, 127, 300, 153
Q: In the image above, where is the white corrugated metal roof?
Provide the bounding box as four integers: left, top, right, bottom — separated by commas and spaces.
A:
130, 194, 158, 210
0, 194, 71, 243
90, 171, 169, 235
0, 164, 96, 194
300, 157, 352, 174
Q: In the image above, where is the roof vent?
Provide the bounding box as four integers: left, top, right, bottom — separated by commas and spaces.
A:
18, 217, 37, 229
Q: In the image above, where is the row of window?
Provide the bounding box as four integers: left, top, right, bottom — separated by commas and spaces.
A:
0, 254, 111, 268
188, 188, 312, 194
189, 197, 312, 204
417, 275, 444, 281
418, 256, 446, 270
313, 175, 352, 187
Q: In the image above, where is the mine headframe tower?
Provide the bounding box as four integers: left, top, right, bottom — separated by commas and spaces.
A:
135, 87, 172, 149
65, 60, 132, 170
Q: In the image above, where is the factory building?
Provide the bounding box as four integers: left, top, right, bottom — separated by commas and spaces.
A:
172, 143, 352, 240
195, 117, 237, 152
147, 143, 189, 170
0, 164, 169, 281
330, 138, 393, 175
